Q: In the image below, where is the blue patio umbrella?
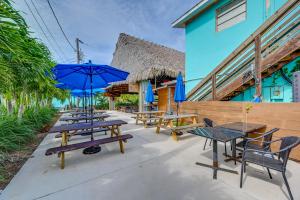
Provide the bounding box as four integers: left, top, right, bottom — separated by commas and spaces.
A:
52, 60, 128, 90
145, 81, 154, 106
53, 60, 129, 154
174, 72, 186, 116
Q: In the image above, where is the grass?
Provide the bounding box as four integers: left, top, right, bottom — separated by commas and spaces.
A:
0, 106, 57, 187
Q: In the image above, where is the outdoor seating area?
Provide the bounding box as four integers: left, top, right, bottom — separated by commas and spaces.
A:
2, 110, 300, 200
1, 1, 300, 200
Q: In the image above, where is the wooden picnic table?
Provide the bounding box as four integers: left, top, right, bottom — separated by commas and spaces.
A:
156, 114, 198, 141
133, 111, 165, 127
48, 120, 127, 169
59, 114, 109, 123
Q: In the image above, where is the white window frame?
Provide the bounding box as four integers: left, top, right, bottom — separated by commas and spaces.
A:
216, 0, 247, 32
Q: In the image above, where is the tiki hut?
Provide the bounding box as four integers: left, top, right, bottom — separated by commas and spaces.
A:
107, 33, 185, 111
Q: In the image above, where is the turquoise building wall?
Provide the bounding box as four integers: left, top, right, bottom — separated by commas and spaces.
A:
232, 58, 299, 102
185, 0, 287, 93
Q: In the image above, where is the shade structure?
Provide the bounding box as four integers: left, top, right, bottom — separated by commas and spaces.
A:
53, 61, 129, 154
174, 72, 185, 116
145, 81, 154, 103
52, 60, 129, 90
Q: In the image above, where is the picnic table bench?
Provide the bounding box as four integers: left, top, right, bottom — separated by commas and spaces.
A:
156, 114, 198, 141
46, 120, 129, 169
133, 111, 165, 127
46, 134, 133, 155
170, 123, 204, 140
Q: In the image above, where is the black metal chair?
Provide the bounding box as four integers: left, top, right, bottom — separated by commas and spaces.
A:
203, 118, 214, 150
240, 136, 300, 200
236, 128, 280, 152
202, 118, 230, 156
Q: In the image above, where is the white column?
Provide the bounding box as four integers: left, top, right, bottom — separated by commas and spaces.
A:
109, 97, 115, 110
139, 81, 148, 112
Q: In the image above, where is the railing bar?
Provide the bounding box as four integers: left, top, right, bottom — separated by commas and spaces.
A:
216, 53, 254, 85
216, 47, 255, 83
216, 62, 252, 90
261, 10, 300, 44
217, 64, 253, 90
262, 23, 300, 53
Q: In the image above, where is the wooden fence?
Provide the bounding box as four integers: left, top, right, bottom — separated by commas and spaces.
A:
179, 101, 300, 161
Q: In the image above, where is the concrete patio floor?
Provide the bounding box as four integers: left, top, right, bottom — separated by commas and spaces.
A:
1, 111, 299, 200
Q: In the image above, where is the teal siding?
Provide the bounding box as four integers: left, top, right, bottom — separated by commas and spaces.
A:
232, 58, 299, 102
185, 0, 287, 93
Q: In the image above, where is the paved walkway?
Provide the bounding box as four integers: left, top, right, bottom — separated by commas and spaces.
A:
1, 111, 299, 200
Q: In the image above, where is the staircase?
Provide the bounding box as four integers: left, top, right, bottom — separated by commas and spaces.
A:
187, 0, 300, 101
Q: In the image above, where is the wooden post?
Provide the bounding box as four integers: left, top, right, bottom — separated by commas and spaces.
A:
255, 35, 262, 97
156, 118, 163, 134
212, 74, 217, 100
60, 131, 68, 169
111, 125, 115, 137
117, 126, 124, 153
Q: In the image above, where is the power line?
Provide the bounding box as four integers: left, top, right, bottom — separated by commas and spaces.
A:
46, 0, 76, 51
30, 0, 68, 60
24, 0, 64, 62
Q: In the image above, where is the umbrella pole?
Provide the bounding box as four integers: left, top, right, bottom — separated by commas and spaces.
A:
176, 103, 179, 126
85, 92, 87, 123
90, 74, 94, 140
83, 70, 101, 155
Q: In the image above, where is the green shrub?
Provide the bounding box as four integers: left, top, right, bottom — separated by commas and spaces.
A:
115, 94, 139, 108
23, 107, 56, 131
0, 116, 34, 152
0, 107, 57, 152
95, 94, 109, 110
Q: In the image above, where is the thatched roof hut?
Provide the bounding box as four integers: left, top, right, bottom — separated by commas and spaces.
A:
111, 33, 185, 84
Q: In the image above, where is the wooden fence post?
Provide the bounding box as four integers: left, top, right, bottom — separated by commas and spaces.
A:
255, 35, 262, 97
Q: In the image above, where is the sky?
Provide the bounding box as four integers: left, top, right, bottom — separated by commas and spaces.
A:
13, 0, 199, 64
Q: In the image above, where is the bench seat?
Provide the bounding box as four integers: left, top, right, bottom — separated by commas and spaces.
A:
170, 123, 204, 141
46, 134, 133, 156
170, 123, 204, 132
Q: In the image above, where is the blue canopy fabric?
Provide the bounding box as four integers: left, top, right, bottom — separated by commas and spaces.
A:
145, 81, 154, 103
52, 60, 129, 90
174, 72, 186, 103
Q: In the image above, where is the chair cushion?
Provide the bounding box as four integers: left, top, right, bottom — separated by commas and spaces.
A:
243, 151, 283, 172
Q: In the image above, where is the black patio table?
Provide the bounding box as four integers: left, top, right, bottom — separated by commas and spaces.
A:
188, 127, 244, 179
59, 114, 110, 123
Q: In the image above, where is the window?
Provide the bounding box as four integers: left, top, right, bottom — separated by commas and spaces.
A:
216, 0, 247, 32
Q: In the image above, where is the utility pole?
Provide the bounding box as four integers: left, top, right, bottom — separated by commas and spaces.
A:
76, 38, 83, 64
